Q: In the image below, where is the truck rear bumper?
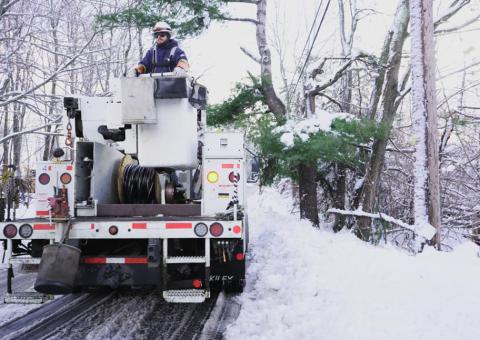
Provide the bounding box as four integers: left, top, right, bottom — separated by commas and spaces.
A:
0, 217, 244, 240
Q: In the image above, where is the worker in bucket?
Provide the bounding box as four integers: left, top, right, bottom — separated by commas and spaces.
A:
135, 21, 189, 76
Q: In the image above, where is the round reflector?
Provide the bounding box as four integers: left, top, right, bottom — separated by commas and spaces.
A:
232, 225, 241, 234
194, 223, 208, 237
192, 279, 202, 289
60, 172, 72, 184
235, 253, 245, 261
19, 224, 33, 238
109, 225, 119, 235
3, 224, 17, 238
207, 171, 219, 183
210, 222, 223, 237
38, 173, 50, 185
228, 171, 240, 183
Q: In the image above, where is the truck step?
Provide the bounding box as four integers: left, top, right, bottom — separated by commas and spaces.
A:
9, 257, 41, 265
19, 263, 40, 273
165, 256, 206, 264
163, 289, 209, 303
4, 292, 54, 304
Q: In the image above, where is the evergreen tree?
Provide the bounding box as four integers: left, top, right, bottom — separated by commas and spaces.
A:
96, 0, 230, 37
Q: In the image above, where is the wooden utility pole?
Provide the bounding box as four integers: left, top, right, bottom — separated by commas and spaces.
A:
410, 0, 441, 248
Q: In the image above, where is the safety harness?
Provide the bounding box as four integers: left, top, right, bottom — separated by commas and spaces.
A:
152, 45, 178, 72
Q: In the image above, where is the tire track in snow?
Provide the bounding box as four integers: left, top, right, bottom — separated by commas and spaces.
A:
0, 292, 114, 340
44, 290, 219, 340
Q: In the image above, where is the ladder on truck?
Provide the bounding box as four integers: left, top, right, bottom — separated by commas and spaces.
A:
161, 238, 211, 303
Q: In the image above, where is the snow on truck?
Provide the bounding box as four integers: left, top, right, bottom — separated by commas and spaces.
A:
1, 74, 248, 304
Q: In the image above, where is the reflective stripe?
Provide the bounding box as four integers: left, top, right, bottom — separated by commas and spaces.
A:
33, 224, 54, 230
166, 223, 192, 229
83, 257, 148, 264
125, 257, 148, 264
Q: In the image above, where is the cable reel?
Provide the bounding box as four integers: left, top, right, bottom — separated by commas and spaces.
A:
116, 155, 180, 204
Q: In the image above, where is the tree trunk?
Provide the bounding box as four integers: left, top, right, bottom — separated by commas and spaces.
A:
333, 164, 347, 232
255, 0, 286, 120
2, 106, 9, 164
298, 163, 319, 227
333, 0, 356, 232
410, 0, 441, 248
12, 102, 22, 173
43, 14, 60, 161
357, 0, 410, 239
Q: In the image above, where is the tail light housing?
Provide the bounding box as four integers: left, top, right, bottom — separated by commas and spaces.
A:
228, 171, 240, 183
109, 225, 118, 235
38, 173, 50, 185
194, 223, 208, 237
210, 222, 223, 237
207, 171, 219, 183
60, 172, 72, 184
3, 224, 17, 238
192, 279, 202, 289
235, 253, 245, 261
19, 224, 33, 238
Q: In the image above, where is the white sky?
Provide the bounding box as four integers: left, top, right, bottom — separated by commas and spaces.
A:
176, 0, 480, 105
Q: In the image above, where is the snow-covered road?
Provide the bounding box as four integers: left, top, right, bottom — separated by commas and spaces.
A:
0, 288, 222, 339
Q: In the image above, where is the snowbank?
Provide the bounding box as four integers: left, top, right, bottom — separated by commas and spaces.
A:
226, 185, 480, 340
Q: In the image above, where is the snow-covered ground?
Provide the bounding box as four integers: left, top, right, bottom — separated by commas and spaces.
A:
226, 184, 480, 340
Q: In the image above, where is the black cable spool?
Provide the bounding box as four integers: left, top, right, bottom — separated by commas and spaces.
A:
122, 164, 157, 203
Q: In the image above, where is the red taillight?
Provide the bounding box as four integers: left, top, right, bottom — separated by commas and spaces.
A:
109, 225, 118, 235
233, 225, 241, 234
210, 223, 223, 237
38, 173, 50, 185
60, 172, 72, 184
3, 224, 17, 238
192, 279, 202, 289
228, 171, 240, 183
235, 253, 245, 261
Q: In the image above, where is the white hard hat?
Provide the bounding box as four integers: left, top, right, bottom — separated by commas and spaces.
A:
153, 21, 172, 36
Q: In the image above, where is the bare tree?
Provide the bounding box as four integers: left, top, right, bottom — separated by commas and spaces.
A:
410, 0, 441, 248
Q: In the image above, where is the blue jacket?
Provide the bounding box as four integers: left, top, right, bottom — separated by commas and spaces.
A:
139, 39, 188, 73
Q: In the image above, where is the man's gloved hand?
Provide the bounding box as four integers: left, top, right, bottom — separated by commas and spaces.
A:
173, 66, 188, 77
134, 65, 145, 77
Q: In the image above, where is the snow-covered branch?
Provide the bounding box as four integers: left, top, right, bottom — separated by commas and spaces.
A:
0, 32, 98, 107
240, 46, 261, 64
433, 0, 471, 29
217, 15, 259, 25
309, 56, 366, 95
0, 118, 62, 145
435, 13, 480, 35
327, 208, 436, 239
